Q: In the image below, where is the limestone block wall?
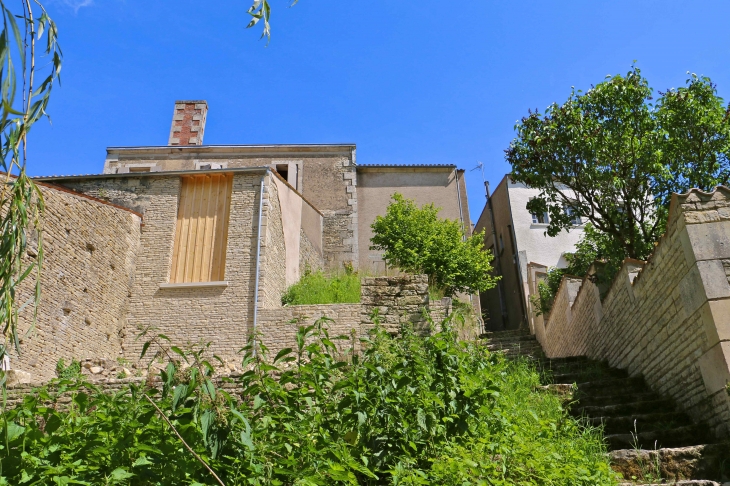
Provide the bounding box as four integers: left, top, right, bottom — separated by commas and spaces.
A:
257, 304, 362, 357
57, 172, 265, 365
258, 175, 287, 309
10, 183, 141, 381
360, 274, 431, 335
322, 158, 358, 271
537, 187, 730, 436
300, 228, 324, 275
256, 274, 450, 358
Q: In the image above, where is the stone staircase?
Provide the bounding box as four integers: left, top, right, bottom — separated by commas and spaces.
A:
484, 329, 730, 485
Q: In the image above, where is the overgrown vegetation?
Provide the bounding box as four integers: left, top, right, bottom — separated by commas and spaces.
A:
281, 268, 361, 305
530, 224, 617, 315
370, 193, 498, 297
0, 317, 617, 485
509, 66, 730, 286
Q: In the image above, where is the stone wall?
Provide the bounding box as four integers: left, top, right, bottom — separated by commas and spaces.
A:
257, 304, 361, 357
256, 274, 452, 358
10, 183, 141, 381
258, 175, 287, 309
537, 187, 730, 437
59, 172, 265, 366
322, 157, 358, 271
360, 274, 431, 335
300, 228, 324, 276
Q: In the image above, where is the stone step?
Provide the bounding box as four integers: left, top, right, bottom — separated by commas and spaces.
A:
573, 376, 646, 394
483, 333, 537, 344
487, 343, 543, 353
486, 337, 540, 346
610, 443, 730, 482
587, 411, 692, 435
481, 329, 531, 339
605, 424, 711, 450
548, 367, 629, 384
501, 350, 546, 359
573, 398, 675, 418
535, 356, 592, 370
574, 390, 662, 408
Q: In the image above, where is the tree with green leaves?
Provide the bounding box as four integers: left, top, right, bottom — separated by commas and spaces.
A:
370, 193, 498, 296
1, 1, 62, 377
507, 67, 730, 267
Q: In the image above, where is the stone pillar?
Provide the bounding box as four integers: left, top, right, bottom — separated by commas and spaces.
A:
676, 187, 730, 436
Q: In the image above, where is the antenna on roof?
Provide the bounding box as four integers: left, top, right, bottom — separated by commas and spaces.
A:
471, 161, 489, 199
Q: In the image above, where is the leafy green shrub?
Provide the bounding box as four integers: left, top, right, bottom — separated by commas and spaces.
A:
281, 270, 361, 305
0, 318, 617, 485
370, 193, 499, 296
55, 358, 82, 379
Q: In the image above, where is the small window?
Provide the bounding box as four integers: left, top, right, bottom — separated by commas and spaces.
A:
129, 167, 151, 173
531, 211, 549, 224
498, 234, 505, 253
197, 163, 224, 170
170, 174, 233, 283
564, 205, 582, 225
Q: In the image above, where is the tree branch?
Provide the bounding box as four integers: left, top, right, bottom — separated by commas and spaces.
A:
143, 394, 226, 486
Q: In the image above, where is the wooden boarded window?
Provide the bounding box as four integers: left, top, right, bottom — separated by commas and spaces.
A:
170, 174, 233, 283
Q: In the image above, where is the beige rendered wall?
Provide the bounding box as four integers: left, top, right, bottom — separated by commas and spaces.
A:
10, 183, 141, 381
474, 178, 526, 330
271, 174, 303, 287
356, 167, 467, 273
537, 187, 730, 437
58, 172, 265, 365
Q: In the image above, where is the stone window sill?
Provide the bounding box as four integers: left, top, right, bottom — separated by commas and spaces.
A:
159, 281, 228, 289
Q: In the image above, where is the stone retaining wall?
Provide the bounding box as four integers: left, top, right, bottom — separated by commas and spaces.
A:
8, 183, 141, 381
537, 187, 730, 437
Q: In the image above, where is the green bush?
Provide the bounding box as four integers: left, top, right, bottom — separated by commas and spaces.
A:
370, 194, 499, 296
0, 317, 617, 485
281, 270, 361, 305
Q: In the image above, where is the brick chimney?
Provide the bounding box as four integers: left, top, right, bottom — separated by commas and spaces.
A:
168, 100, 208, 146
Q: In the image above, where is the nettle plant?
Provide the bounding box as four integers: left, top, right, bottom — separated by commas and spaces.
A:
0, 314, 616, 485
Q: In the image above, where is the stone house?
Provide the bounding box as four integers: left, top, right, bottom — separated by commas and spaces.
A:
8, 100, 476, 380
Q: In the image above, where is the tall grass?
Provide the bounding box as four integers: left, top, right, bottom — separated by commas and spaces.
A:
281, 270, 361, 305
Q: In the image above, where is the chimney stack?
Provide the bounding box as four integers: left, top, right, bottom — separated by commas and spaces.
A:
168, 100, 208, 146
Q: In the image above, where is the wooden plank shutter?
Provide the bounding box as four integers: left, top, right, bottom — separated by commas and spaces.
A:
170, 173, 232, 283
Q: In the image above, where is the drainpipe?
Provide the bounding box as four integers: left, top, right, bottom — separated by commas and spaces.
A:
252, 169, 269, 357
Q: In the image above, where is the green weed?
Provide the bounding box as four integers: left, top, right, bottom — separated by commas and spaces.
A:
0, 316, 618, 485
281, 270, 361, 305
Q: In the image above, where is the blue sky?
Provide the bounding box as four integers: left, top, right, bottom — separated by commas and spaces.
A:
29, 0, 730, 218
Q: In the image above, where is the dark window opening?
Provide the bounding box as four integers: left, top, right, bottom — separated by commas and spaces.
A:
276, 164, 289, 184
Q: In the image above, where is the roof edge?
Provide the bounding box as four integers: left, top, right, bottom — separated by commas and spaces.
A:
33, 166, 271, 181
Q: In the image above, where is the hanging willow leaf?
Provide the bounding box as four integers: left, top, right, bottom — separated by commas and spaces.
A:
0, 0, 62, 406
